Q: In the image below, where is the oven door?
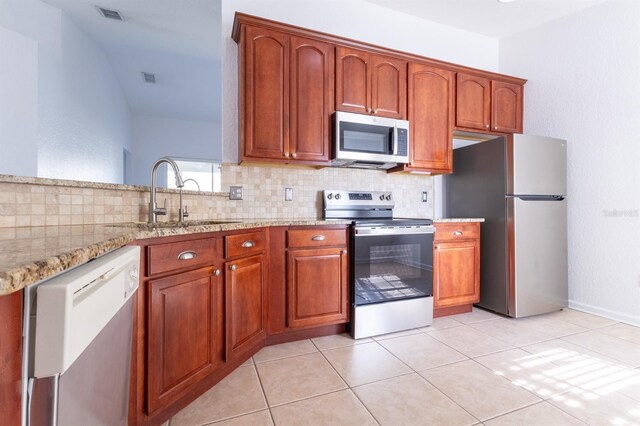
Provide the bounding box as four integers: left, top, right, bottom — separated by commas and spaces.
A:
353, 228, 434, 306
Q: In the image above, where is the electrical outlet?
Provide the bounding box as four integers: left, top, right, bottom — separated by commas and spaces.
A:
229, 186, 243, 200
285, 188, 293, 201
422, 191, 428, 203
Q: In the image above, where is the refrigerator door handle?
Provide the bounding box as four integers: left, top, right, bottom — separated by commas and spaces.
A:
507, 195, 565, 201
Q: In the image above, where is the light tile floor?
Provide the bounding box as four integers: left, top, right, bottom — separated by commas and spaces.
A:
170, 308, 640, 425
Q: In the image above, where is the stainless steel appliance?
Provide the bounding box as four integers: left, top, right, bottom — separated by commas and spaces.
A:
324, 190, 434, 338
332, 111, 409, 170
444, 133, 568, 318
23, 246, 140, 426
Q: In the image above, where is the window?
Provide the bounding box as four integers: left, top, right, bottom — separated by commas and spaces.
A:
166, 159, 221, 192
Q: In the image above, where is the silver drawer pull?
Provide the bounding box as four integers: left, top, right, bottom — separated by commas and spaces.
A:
230, 265, 237, 271
177, 250, 197, 260
214, 269, 221, 276
452, 231, 463, 236
311, 235, 325, 241
242, 240, 255, 248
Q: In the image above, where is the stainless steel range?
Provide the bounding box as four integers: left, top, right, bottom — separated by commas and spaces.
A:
324, 190, 434, 339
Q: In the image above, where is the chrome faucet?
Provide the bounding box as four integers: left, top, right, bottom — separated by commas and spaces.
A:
178, 178, 201, 222
149, 157, 184, 223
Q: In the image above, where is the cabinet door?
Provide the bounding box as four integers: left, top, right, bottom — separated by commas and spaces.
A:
289, 36, 334, 163
335, 46, 369, 114
456, 73, 491, 131
147, 267, 223, 414
491, 80, 523, 133
371, 54, 407, 119
287, 247, 348, 329
225, 254, 266, 361
433, 241, 480, 308
242, 26, 290, 160
408, 63, 454, 172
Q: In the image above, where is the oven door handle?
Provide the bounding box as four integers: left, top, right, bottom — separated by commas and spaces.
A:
355, 226, 435, 236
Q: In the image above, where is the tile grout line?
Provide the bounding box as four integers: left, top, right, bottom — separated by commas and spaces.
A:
310, 337, 384, 425
250, 361, 278, 425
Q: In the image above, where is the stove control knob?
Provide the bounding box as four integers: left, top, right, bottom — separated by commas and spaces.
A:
379, 195, 385, 201
385, 194, 392, 201
327, 193, 333, 200
335, 193, 341, 200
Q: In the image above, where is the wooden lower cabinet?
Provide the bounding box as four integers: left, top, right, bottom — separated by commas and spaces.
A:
225, 254, 266, 361
146, 266, 224, 415
0, 290, 23, 426
433, 222, 481, 317
286, 247, 349, 328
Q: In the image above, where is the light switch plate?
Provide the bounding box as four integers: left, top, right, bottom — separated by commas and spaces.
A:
285, 188, 293, 201
422, 191, 428, 203
229, 186, 243, 200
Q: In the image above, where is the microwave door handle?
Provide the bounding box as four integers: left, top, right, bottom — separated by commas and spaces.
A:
392, 126, 398, 156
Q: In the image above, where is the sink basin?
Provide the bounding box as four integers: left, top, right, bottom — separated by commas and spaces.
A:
111, 220, 240, 229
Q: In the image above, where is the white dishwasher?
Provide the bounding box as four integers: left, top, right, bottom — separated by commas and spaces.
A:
22, 246, 140, 426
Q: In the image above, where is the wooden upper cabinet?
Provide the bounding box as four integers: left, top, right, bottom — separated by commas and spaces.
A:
336, 47, 369, 114
456, 73, 491, 131
146, 267, 223, 414
407, 63, 454, 173
240, 26, 333, 164
289, 36, 334, 162
491, 80, 523, 133
336, 47, 406, 119
242, 26, 289, 160
370, 55, 407, 119
456, 73, 523, 134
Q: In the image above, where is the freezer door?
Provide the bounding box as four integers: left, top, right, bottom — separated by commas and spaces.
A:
510, 134, 567, 196
508, 197, 568, 317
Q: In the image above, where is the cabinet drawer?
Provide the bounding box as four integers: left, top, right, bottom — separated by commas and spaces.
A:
287, 228, 347, 248
147, 238, 217, 276
434, 222, 480, 242
225, 230, 266, 258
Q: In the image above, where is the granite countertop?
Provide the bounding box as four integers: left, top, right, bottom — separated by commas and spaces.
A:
0, 219, 350, 296
433, 218, 485, 223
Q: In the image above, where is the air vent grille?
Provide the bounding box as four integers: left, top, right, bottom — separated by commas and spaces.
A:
141, 72, 156, 84
96, 6, 123, 21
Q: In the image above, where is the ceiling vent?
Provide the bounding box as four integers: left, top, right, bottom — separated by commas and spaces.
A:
141, 72, 156, 84
96, 6, 123, 21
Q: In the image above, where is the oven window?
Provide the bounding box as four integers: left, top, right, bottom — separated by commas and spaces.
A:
340, 122, 393, 154
353, 233, 433, 306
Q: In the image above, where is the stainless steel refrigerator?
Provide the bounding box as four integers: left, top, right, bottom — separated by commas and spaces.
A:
444, 134, 568, 317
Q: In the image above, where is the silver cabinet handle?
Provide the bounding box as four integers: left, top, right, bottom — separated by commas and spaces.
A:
291, 152, 297, 158
177, 250, 197, 260
214, 269, 221, 276
311, 235, 325, 241
485, 124, 490, 129
494, 126, 498, 130
452, 231, 463, 236
341, 249, 347, 254
242, 240, 255, 248
229, 265, 236, 271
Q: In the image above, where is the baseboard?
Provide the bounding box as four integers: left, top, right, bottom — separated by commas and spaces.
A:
568, 299, 640, 327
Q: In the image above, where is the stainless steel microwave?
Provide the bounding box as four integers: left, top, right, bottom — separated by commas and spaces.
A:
332, 111, 410, 170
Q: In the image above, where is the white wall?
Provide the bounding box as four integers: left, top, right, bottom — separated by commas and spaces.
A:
130, 115, 222, 186
0, 0, 131, 183
221, 0, 500, 163
500, 0, 640, 325
0, 26, 38, 176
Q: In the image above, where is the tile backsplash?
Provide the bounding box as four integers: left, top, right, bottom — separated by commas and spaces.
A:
0, 165, 433, 228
